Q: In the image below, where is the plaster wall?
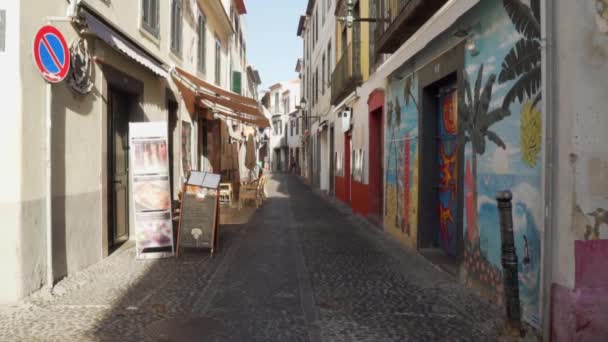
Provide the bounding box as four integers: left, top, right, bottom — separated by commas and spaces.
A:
551, 0, 608, 289
0, 0, 24, 304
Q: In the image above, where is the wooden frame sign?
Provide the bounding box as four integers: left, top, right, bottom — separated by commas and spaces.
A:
177, 171, 221, 256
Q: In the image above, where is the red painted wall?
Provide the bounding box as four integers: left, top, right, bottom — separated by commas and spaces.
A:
335, 175, 348, 203
351, 181, 370, 216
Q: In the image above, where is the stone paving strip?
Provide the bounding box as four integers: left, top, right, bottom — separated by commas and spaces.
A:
0, 174, 503, 341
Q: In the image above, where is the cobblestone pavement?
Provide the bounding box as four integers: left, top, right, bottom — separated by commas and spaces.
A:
0, 174, 501, 341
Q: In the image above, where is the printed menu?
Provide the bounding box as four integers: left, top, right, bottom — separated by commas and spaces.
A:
129, 122, 175, 259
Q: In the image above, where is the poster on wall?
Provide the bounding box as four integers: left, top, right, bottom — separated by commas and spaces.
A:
182, 121, 192, 175
130, 122, 175, 259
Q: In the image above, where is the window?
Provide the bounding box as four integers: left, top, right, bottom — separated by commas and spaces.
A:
291, 120, 294, 136
141, 0, 159, 37
274, 93, 279, 112
327, 41, 332, 84
315, 69, 319, 105
312, 14, 316, 49
170, 0, 182, 54
315, 10, 319, 43
214, 37, 221, 86
0, 10, 5, 53
274, 120, 281, 135
232, 71, 242, 94
197, 14, 206, 73
321, 0, 326, 24
321, 54, 326, 95
296, 118, 299, 135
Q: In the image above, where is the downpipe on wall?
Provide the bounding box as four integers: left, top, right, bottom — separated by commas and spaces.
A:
540, 0, 555, 340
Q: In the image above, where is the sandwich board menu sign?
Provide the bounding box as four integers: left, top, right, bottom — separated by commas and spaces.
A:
129, 122, 175, 259
177, 171, 221, 256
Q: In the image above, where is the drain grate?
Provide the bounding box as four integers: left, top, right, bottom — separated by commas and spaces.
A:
145, 316, 231, 341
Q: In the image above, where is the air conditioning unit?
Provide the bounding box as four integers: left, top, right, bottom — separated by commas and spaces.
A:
341, 107, 352, 133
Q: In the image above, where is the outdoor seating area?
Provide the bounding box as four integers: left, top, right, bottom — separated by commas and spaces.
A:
238, 175, 267, 209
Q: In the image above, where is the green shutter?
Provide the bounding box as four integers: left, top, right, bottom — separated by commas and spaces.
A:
232, 71, 242, 94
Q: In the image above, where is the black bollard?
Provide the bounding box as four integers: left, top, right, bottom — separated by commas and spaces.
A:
496, 190, 522, 335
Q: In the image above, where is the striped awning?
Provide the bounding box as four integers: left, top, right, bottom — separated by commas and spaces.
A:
83, 10, 167, 78
171, 67, 270, 128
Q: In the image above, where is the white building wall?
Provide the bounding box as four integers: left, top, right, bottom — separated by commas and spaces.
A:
303, 0, 336, 190
549, 0, 608, 288
0, 0, 256, 304
0, 0, 25, 304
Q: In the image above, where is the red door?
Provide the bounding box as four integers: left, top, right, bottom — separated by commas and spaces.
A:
368, 108, 384, 218
345, 133, 352, 203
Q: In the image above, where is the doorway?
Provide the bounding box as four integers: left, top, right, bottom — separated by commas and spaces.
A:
419, 73, 463, 272
329, 126, 335, 196
108, 87, 133, 251
167, 100, 178, 201
344, 133, 352, 203
369, 107, 384, 224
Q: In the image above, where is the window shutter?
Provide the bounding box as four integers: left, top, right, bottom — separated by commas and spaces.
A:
0, 10, 5, 53
154, 0, 159, 36
142, 0, 149, 26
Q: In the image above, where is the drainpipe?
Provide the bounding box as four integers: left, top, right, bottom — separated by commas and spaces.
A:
540, 0, 555, 340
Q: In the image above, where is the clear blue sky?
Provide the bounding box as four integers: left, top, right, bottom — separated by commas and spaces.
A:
246, 0, 307, 91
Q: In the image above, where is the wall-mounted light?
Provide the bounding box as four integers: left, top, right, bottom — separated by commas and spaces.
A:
466, 39, 479, 57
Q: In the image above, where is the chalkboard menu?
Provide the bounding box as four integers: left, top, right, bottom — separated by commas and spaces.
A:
177, 172, 221, 256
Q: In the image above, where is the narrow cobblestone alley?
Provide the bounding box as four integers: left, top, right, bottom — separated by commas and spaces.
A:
0, 175, 501, 341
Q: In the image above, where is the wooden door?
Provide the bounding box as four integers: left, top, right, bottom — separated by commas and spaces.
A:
108, 88, 131, 249
344, 133, 351, 203
369, 108, 384, 218
437, 85, 459, 256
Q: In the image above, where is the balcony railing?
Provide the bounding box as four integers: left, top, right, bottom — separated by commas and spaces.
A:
374, 0, 448, 54
331, 42, 363, 106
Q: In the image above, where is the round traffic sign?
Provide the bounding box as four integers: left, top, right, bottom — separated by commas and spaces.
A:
33, 25, 71, 83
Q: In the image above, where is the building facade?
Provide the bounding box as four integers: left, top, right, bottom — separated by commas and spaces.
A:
0, 0, 265, 303
299, 0, 337, 192
297, 0, 608, 338
264, 80, 301, 173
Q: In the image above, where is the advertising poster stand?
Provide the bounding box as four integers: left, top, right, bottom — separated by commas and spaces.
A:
177, 171, 221, 257
129, 122, 175, 259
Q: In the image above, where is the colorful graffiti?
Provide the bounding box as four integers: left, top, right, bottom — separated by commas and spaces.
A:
382, 0, 544, 328
438, 89, 459, 255
461, 0, 544, 328
384, 76, 419, 247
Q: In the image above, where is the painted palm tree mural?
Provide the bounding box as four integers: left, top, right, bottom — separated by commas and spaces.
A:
499, 0, 542, 167
459, 64, 510, 244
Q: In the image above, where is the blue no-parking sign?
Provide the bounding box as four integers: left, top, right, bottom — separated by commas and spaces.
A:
33, 25, 70, 83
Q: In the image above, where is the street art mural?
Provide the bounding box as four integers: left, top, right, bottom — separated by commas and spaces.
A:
383, 0, 544, 328
462, 0, 543, 328
438, 88, 459, 256
384, 76, 419, 248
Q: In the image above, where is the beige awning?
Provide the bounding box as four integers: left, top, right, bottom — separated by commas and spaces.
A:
171, 67, 270, 128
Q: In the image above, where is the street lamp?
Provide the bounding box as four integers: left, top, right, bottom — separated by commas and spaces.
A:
337, 0, 387, 28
